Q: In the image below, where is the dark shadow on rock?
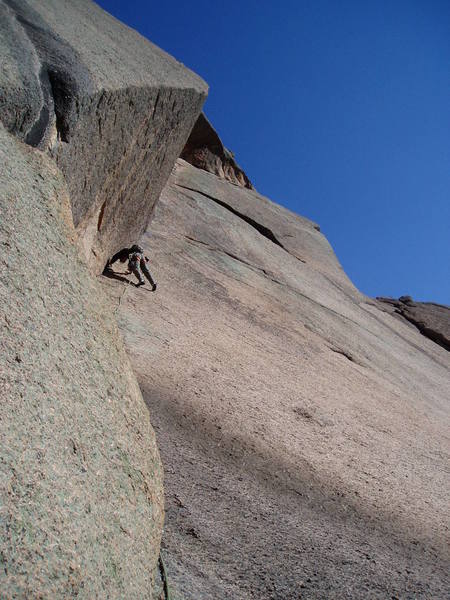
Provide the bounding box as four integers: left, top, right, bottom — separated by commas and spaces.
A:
377, 297, 450, 352
102, 268, 135, 286
139, 381, 449, 600
180, 113, 253, 189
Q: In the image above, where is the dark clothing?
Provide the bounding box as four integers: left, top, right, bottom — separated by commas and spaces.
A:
109, 247, 132, 265
141, 262, 156, 287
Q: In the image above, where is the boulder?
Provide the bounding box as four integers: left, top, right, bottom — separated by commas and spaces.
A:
0, 124, 163, 596
0, 0, 208, 273
181, 112, 253, 189
110, 159, 450, 599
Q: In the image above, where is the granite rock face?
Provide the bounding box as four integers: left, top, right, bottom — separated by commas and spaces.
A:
181, 112, 253, 189
377, 296, 450, 352
110, 159, 450, 599
0, 2, 211, 595
0, 126, 164, 598
2, 2, 448, 598
0, 0, 208, 273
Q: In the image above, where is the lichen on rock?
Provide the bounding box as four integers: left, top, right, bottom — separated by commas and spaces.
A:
0, 124, 164, 598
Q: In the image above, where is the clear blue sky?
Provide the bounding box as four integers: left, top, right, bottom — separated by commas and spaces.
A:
97, 0, 449, 303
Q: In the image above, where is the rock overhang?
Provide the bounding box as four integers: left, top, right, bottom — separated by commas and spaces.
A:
0, 0, 209, 273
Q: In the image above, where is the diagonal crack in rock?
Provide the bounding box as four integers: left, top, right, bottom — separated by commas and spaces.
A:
176, 183, 306, 263
185, 234, 284, 285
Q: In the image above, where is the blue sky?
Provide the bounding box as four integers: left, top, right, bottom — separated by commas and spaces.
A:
97, 0, 449, 303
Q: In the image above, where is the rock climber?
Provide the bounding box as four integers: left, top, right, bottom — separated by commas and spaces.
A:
127, 245, 157, 290
106, 244, 157, 290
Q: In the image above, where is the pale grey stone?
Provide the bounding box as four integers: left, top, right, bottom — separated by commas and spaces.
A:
110, 159, 450, 599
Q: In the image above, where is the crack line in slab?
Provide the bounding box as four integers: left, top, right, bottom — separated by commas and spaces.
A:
185, 235, 363, 327
186, 234, 367, 367
177, 183, 425, 357
176, 183, 306, 263
184, 235, 283, 285
329, 347, 359, 364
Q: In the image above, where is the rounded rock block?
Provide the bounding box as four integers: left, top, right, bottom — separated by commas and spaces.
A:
0, 125, 164, 598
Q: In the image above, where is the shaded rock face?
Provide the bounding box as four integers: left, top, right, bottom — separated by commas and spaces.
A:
377, 296, 450, 352
0, 126, 163, 598
0, 0, 208, 273
180, 112, 253, 189
111, 159, 450, 599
